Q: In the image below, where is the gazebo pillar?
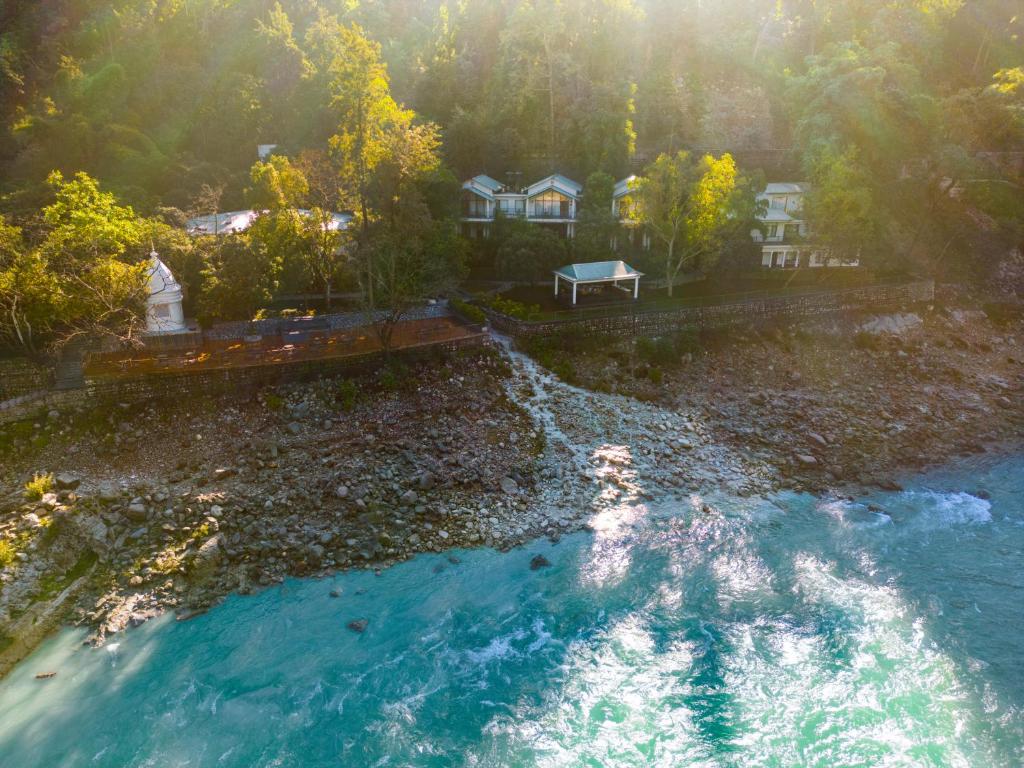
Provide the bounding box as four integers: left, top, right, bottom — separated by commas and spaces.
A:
633, 277, 639, 299
572, 282, 577, 305
554, 273, 559, 297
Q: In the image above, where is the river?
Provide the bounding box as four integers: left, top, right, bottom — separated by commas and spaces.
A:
0, 451, 1022, 766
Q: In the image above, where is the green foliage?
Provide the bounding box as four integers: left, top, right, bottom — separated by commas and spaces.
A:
637, 328, 701, 366
629, 151, 744, 294
450, 298, 486, 324
378, 360, 410, 392
199, 234, 280, 324
477, 294, 542, 321
494, 219, 566, 285
246, 155, 309, 210
0, 539, 15, 568
337, 378, 359, 411
24, 471, 54, 501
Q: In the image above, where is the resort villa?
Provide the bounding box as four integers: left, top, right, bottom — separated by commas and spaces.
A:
461, 173, 642, 243
753, 183, 859, 269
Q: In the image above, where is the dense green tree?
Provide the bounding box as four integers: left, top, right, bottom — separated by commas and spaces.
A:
574, 171, 620, 262
198, 234, 280, 324
495, 219, 567, 285
627, 151, 742, 294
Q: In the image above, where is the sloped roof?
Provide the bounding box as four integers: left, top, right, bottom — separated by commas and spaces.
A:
527, 173, 583, 198
764, 182, 808, 195
614, 176, 637, 198
185, 209, 352, 236
553, 260, 644, 283
472, 174, 504, 192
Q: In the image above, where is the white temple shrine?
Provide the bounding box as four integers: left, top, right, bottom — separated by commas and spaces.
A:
145, 252, 188, 335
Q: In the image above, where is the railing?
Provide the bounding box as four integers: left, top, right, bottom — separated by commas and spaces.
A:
481, 279, 935, 334
528, 210, 574, 220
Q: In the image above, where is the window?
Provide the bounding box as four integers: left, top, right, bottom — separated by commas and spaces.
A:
530, 190, 571, 218
497, 198, 526, 217
461, 191, 489, 218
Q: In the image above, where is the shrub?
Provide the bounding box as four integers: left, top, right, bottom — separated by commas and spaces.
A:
673, 328, 701, 356
637, 336, 675, 366
24, 472, 54, 501
378, 361, 409, 392
648, 366, 664, 385
853, 331, 880, 351
337, 379, 359, 411
451, 298, 487, 324
264, 392, 285, 411
478, 294, 542, 321
0, 539, 14, 567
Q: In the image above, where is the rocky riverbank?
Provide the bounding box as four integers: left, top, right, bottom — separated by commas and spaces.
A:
529, 296, 1024, 494
1, 296, 1022, 676
0, 347, 568, 673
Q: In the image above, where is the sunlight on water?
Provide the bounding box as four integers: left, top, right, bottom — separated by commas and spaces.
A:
0, 455, 1022, 767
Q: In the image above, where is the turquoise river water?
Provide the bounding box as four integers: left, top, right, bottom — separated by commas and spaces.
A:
1, 453, 1023, 767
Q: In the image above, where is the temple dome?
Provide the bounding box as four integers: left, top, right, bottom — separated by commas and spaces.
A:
145, 252, 188, 334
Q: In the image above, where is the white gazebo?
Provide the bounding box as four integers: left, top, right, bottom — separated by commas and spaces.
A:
145, 252, 188, 334
553, 260, 644, 306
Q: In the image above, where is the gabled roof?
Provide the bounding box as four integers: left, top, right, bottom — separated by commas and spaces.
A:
764, 182, 808, 195
553, 260, 643, 283
472, 174, 504, 192
614, 176, 637, 199
527, 173, 583, 198
462, 175, 502, 200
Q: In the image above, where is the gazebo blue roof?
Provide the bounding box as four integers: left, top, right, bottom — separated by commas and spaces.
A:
553, 260, 644, 283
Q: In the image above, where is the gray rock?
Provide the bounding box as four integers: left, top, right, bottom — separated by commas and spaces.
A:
192, 534, 224, 575
499, 476, 519, 495
98, 485, 120, 503
334, 485, 349, 499
807, 432, 828, 448
400, 490, 418, 505
126, 502, 148, 522
54, 473, 81, 490
796, 454, 818, 466
347, 618, 368, 633
287, 422, 302, 435
417, 472, 436, 491
529, 554, 551, 570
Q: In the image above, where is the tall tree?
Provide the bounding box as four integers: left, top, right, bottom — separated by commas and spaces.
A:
627, 151, 742, 295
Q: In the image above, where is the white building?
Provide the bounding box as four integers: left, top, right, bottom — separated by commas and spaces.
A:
185, 209, 353, 236
461, 172, 649, 249
752, 183, 858, 268
462, 173, 631, 241
145, 252, 188, 335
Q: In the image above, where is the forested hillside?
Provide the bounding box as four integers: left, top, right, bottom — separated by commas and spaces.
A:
1, 1, 1020, 203
0, 0, 1021, 354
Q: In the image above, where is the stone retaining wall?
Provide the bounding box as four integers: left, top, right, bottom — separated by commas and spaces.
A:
483, 280, 935, 339
0, 358, 52, 400
0, 332, 487, 426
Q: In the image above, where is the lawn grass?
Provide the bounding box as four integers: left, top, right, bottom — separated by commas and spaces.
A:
497, 270, 900, 321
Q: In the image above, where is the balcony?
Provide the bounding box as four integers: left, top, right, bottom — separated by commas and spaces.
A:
528, 209, 575, 220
